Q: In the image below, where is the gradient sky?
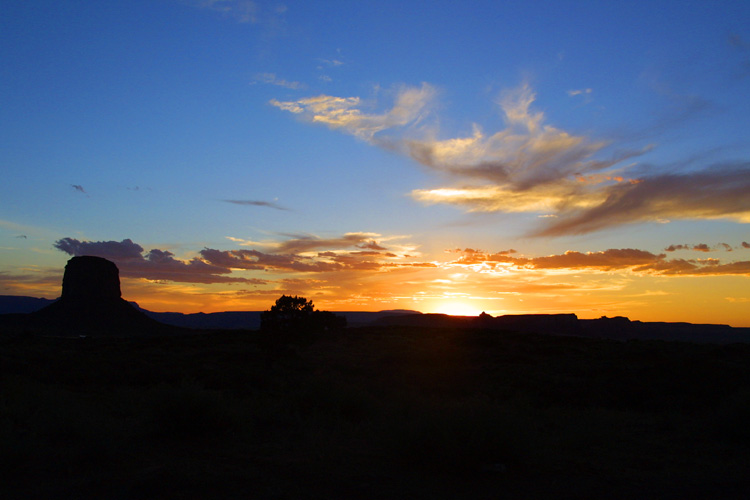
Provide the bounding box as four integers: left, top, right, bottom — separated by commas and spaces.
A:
2, 1, 750, 326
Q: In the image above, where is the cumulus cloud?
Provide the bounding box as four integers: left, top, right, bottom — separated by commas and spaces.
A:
665, 244, 689, 252
743, 241, 750, 249
55, 238, 145, 261
54, 238, 248, 284
52, 233, 430, 287
223, 199, 290, 211
199, 245, 426, 274
270, 83, 436, 141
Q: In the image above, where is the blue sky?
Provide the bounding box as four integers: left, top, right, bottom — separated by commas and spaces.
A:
2, 1, 750, 324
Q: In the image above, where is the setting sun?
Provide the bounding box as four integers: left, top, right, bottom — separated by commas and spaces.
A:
428, 301, 485, 317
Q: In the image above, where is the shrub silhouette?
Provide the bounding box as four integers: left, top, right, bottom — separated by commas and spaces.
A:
260, 295, 346, 336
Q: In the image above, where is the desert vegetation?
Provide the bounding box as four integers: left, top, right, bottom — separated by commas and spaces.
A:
3, 319, 750, 499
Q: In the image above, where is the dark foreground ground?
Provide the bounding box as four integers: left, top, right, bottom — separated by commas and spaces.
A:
2, 326, 750, 499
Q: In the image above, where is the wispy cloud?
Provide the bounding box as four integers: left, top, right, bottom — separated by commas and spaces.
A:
273, 81, 750, 236
318, 58, 344, 67
190, 0, 259, 23
223, 199, 290, 211
270, 83, 436, 141
567, 88, 592, 97
533, 163, 750, 236
446, 247, 750, 277
71, 184, 86, 194
252, 73, 305, 90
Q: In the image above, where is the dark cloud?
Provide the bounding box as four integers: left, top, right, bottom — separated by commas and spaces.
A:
55, 238, 145, 261
533, 163, 750, 236
666, 243, 734, 252
71, 184, 86, 194
665, 244, 688, 252
275, 233, 386, 254
223, 199, 290, 211
199, 247, 403, 273
54, 238, 249, 284
15, 235, 27, 239
358, 240, 387, 251
633, 259, 750, 276
743, 242, 750, 249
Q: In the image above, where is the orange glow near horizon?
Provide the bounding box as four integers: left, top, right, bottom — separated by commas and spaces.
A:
425, 300, 487, 317
4, 247, 750, 327
114, 271, 750, 328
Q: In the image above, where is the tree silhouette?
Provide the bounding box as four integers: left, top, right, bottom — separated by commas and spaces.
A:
260, 295, 346, 335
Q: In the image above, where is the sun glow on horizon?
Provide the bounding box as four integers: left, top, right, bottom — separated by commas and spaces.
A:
427, 300, 487, 317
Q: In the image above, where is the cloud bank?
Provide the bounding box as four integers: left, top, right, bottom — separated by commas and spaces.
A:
447, 247, 750, 277
54, 238, 250, 284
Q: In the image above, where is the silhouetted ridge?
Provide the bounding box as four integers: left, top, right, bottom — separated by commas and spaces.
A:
31, 256, 162, 336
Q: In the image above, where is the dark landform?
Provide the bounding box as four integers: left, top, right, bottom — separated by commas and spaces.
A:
0, 256, 177, 337
3, 293, 749, 342
2, 257, 750, 498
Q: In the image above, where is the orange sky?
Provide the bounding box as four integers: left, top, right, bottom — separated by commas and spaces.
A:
4, 237, 748, 327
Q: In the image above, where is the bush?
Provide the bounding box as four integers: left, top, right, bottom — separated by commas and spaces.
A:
260, 295, 346, 336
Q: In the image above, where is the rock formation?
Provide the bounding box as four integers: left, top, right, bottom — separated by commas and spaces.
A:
31, 256, 163, 336
61, 255, 122, 302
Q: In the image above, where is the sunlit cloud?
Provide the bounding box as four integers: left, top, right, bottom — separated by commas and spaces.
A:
533, 163, 750, 236
272, 81, 750, 236
401, 84, 625, 190
410, 184, 602, 213
270, 83, 436, 141
444, 247, 750, 277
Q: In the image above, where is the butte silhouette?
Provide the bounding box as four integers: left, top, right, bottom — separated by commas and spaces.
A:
31, 256, 164, 336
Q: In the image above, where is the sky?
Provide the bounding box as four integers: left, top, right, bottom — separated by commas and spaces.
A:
2, 1, 750, 326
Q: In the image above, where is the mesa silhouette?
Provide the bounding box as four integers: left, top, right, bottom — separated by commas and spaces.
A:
25, 256, 169, 336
